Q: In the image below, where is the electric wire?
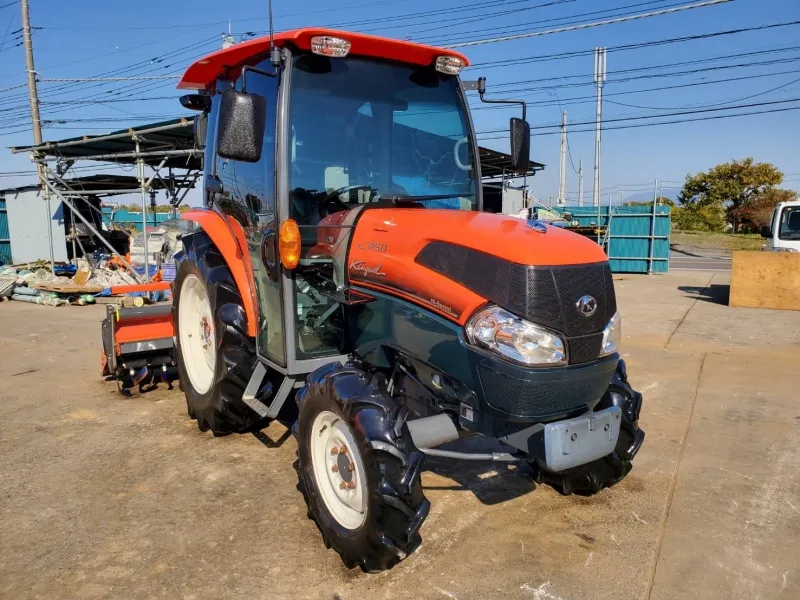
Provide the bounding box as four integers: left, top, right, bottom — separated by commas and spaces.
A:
448, 0, 732, 47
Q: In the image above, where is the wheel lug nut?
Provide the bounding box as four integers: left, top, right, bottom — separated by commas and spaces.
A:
339, 446, 347, 454
330, 447, 339, 455
347, 481, 356, 489
339, 481, 347, 490
331, 464, 339, 473
347, 463, 355, 472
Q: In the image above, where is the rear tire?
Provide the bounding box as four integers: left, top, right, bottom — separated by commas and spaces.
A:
295, 363, 429, 572
173, 232, 262, 435
531, 359, 645, 496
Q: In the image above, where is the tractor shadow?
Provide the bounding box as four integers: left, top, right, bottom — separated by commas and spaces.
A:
420, 435, 538, 506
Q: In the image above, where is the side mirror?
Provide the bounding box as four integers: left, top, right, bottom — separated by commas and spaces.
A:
180, 93, 211, 112
760, 226, 772, 238
509, 117, 530, 174
217, 89, 267, 163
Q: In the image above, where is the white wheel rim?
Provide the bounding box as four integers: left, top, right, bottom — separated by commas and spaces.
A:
310, 410, 368, 530
178, 274, 216, 395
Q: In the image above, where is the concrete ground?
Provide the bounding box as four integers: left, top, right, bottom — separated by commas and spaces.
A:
1, 270, 799, 600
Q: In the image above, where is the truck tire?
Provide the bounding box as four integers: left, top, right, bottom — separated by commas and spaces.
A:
531, 359, 645, 496
173, 232, 262, 435
295, 363, 430, 572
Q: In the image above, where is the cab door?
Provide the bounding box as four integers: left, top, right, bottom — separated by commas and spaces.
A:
213, 61, 286, 365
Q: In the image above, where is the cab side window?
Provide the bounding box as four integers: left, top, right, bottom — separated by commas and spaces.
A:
213, 62, 285, 364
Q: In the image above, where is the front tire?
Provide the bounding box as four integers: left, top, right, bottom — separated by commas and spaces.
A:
531, 359, 645, 496
173, 232, 262, 435
295, 363, 430, 572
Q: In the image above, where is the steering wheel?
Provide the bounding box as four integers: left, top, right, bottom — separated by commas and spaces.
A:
319, 184, 373, 216
454, 137, 471, 171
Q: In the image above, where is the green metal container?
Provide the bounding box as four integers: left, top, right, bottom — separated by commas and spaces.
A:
558, 205, 671, 274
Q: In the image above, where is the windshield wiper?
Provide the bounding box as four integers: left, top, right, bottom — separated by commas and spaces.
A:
381, 193, 468, 203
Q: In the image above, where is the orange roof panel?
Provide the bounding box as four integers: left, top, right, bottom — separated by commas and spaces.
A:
178, 28, 470, 90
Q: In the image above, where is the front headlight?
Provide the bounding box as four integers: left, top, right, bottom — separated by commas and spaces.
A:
600, 311, 622, 357
465, 306, 566, 366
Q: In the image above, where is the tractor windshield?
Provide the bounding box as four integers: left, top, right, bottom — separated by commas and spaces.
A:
287, 53, 478, 225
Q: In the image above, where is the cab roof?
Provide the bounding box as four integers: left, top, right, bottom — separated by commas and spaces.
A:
178, 28, 470, 91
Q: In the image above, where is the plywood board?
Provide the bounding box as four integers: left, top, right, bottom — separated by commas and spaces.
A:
730, 251, 800, 311
31, 282, 104, 294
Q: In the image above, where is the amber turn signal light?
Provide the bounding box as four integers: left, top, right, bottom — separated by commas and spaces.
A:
279, 219, 301, 269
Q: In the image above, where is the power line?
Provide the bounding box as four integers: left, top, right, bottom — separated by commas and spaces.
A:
469, 68, 800, 110
469, 20, 800, 68
477, 104, 800, 140
496, 56, 800, 95
40, 75, 179, 82
478, 97, 800, 134
491, 47, 800, 89
604, 76, 800, 110
430, 0, 681, 44
449, 0, 732, 47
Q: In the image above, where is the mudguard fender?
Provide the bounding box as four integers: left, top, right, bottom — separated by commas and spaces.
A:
179, 208, 258, 338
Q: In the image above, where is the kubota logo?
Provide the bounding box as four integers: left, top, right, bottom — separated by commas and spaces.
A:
576, 295, 597, 317
349, 261, 386, 277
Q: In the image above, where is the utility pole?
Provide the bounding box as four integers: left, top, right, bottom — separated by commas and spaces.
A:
592, 47, 607, 208
21, 0, 55, 273
21, 0, 42, 146
558, 111, 567, 206
578, 159, 584, 208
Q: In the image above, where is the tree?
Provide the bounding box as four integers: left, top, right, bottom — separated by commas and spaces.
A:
628, 196, 675, 207
672, 203, 726, 232
678, 158, 783, 231
729, 188, 797, 232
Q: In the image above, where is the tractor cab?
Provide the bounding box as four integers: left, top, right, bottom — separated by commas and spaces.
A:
180, 29, 513, 374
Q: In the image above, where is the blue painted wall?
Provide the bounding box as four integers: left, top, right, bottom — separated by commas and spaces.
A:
101, 208, 172, 231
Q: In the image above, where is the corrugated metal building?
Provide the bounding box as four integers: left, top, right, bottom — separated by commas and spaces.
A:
0, 185, 68, 265
0, 194, 9, 264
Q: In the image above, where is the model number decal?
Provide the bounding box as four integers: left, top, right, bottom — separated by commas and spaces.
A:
429, 298, 455, 315
357, 242, 388, 253
349, 261, 387, 277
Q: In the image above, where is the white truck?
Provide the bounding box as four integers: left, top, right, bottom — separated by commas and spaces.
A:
762, 199, 800, 252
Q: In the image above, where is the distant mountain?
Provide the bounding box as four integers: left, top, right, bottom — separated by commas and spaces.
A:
623, 189, 680, 204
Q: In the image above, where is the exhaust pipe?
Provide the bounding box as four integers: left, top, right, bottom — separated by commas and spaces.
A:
406, 414, 460, 449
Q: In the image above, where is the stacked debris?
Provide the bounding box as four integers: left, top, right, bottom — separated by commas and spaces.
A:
0, 258, 169, 307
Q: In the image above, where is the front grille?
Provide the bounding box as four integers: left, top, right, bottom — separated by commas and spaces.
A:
478, 364, 609, 419
416, 242, 616, 364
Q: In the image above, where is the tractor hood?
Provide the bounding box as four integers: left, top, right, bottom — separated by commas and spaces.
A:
347, 209, 615, 331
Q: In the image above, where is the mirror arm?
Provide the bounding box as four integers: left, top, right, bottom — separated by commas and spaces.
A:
468, 76, 527, 121
480, 95, 527, 122
241, 65, 278, 93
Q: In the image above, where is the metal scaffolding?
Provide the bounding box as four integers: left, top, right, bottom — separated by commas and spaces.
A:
11, 118, 202, 281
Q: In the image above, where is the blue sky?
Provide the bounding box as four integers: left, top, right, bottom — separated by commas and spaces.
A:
1, 0, 799, 204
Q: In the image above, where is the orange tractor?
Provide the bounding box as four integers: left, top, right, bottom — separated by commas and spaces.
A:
110, 28, 645, 571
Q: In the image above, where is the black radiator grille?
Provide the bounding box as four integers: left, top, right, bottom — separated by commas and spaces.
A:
416, 242, 616, 364
478, 364, 608, 418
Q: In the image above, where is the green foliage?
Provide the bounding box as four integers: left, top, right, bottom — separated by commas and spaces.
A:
729, 188, 797, 232
677, 158, 784, 231
672, 203, 726, 232
627, 196, 675, 207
